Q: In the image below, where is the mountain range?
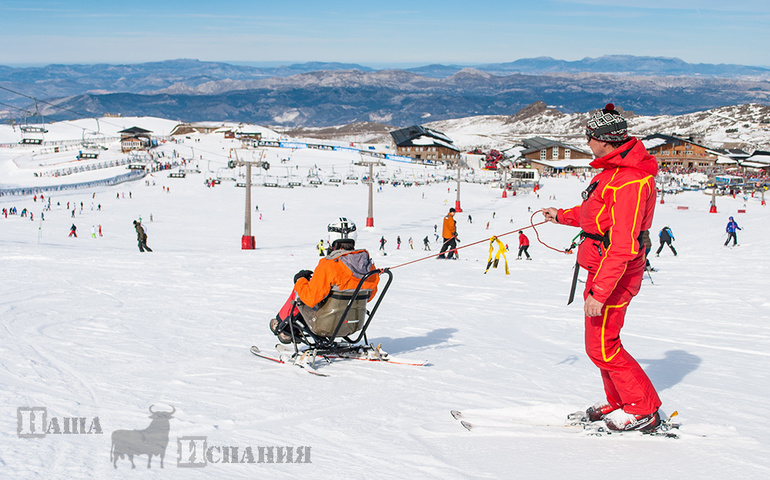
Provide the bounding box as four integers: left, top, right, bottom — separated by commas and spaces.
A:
1, 56, 769, 127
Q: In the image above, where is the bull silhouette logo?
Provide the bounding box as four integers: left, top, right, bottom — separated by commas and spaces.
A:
111, 405, 175, 469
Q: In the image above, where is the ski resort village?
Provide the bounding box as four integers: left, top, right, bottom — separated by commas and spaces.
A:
2, 108, 770, 479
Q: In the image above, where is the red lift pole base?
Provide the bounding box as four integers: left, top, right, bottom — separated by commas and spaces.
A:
242, 235, 256, 249
455, 200, 463, 213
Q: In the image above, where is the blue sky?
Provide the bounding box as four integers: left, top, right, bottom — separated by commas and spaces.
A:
1, 0, 769, 67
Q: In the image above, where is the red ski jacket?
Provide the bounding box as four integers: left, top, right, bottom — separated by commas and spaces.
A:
518, 232, 530, 247
556, 138, 657, 304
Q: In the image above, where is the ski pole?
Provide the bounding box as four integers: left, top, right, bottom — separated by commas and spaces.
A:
646, 268, 654, 285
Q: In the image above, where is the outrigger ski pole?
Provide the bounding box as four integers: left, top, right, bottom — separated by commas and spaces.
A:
566, 231, 582, 305
567, 261, 580, 305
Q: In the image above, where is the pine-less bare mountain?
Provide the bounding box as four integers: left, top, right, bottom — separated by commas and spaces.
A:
2, 57, 769, 127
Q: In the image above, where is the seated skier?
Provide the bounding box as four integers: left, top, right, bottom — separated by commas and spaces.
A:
270, 237, 380, 344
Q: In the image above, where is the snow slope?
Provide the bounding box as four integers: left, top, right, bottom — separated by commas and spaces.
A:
1, 134, 770, 479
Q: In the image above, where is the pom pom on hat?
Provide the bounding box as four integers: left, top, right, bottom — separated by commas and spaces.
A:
586, 102, 628, 143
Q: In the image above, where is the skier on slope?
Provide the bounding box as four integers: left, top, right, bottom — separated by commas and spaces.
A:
437, 207, 458, 259
642, 230, 655, 272
133, 220, 152, 252
543, 103, 662, 432
516, 231, 531, 260
724, 216, 741, 246
655, 225, 677, 257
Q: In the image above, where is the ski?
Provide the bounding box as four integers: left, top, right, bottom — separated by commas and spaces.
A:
450, 410, 586, 431
250, 345, 286, 364
250, 346, 328, 377
275, 343, 428, 366
450, 409, 680, 438
327, 351, 428, 366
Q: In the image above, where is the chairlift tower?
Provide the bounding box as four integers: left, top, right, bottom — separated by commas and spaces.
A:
229, 149, 270, 249
455, 162, 463, 212
356, 155, 385, 227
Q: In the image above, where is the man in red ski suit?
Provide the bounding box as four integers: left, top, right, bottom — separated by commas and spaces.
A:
543, 103, 661, 432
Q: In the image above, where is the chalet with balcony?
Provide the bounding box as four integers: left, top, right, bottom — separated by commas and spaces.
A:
642, 134, 717, 171
390, 125, 461, 164
519, 137, 593, 174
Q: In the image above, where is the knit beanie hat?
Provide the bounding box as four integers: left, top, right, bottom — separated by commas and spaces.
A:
586, 103, 628, 143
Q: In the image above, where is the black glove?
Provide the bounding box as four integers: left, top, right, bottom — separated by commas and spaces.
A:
294, 270, 313, 283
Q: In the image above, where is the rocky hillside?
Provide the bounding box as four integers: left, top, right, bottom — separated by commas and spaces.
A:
2, 57, 769, 127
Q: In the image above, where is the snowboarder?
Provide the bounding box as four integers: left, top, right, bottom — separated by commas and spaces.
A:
379, 236, 387, 252
724, 216, 741, 246
91, 225, 96, 238
655, 226, 677, 257
516, 231, 531, 260
317, 239, 325, 256
68, 224, 77, 237
437, 208, 458, 259
408, 237, 414, 249
423, 236, 431, 251
542, 103, 661, 432
397, 236, 401, 249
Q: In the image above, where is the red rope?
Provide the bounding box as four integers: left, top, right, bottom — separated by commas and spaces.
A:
385, 216, 552, 271
529, 209, 568, 253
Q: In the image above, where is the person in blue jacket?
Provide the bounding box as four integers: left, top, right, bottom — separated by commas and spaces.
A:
724, 216, 742, 246
655, 226, 677, 256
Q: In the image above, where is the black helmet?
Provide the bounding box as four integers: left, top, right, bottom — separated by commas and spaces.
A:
331, 238, 356, 250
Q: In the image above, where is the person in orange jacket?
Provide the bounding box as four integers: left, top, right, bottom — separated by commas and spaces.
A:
543, 103, 661, 432
270, 238, 379, 343
437, 207, 457, 259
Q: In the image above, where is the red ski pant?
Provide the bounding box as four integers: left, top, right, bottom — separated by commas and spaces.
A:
584, 274, 661, 415
277, 291, 299, 322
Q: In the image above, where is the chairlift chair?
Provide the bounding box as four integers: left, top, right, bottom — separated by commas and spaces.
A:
19, 124, 46, 145
19, 102, 48, 145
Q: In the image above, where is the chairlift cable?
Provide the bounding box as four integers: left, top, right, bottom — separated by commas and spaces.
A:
0, 101, 34, 115
0, 84, 128, 132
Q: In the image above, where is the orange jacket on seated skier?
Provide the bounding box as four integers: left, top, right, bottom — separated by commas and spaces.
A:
293, 242, 379, 309
554, 136, 657, 304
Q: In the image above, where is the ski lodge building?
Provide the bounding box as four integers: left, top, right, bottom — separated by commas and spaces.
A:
390, 125, 461, 165
518, 137, 593, 174
641, 134, 718, 171
119, 126, 153, 153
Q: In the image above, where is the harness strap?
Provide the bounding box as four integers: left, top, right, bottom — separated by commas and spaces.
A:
579, 230, 647, 249
568, 230, 648, 304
